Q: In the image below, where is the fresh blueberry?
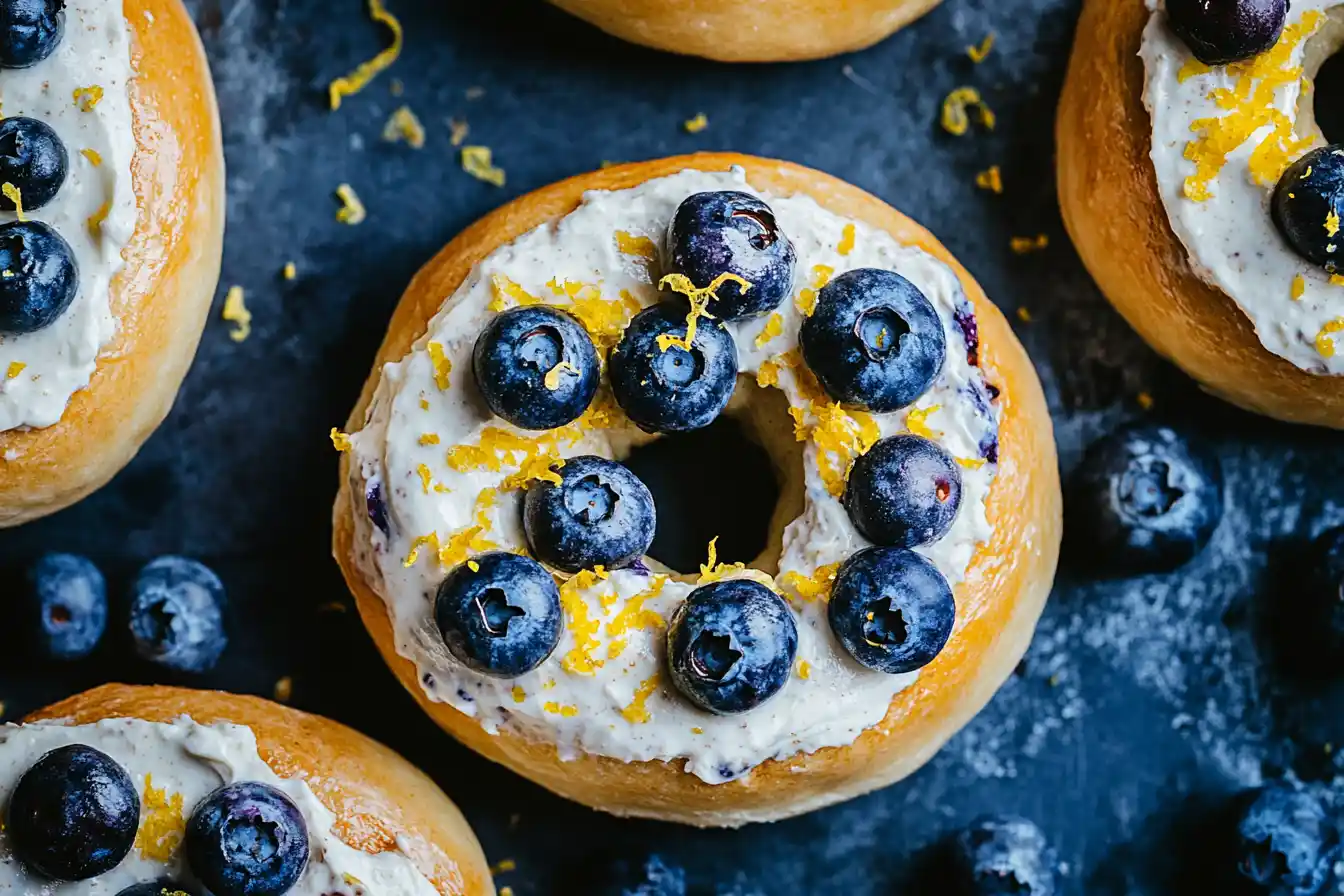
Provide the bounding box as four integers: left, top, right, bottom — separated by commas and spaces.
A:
1071, 424, 1223, 574
1273, 145, 1344, 272
435, 551, 562, 676
0, 0, 64, 69
667, 579, 797, 714
185, 781, 309, 896
25, 552, 106, 660
845, 434, 962, 548
1236, 784, 1340, 896
608, 301, 738, 433
666, 190, 796, 320
952, 815, 1059, 896
116, 882, 203, 896
524, 455, 656, 573
0, 219, 78, 334
800, 268, 946, 412
6, 744, 139, 880
596, 855, 688, 896
0, 117, 66, 211
366, 479, 389, 535
128, 556, 228, 673
828, 547, 955, 674
1167, 0, 1286, 66
473, 305, 600, 430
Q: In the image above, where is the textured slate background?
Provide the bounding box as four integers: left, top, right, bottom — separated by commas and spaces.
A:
4, 0, 1344, 892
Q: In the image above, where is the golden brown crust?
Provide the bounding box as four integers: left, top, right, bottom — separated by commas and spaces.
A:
0, 0, 226, 526
1057, 0, 1344, 426
547, 0, 940, 62
25, 684, 495, 896
333, 152, 1062, 826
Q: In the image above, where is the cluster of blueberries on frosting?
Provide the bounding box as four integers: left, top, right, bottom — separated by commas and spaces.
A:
4, 742, 311, 895
426, 187, 990, 716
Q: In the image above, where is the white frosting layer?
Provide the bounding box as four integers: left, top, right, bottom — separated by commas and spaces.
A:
0, 0, 139, 430
1141, 0, 1344, 373
346, 167, 1001, 785
0, 717, 438, 895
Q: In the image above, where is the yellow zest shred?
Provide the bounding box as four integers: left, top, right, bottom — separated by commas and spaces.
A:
756, 358, 780, 388
1316, 318, 1344, 357
1178, 57, 1212, 82
1293, 273, 1307, 300
273, 676, 293, 703
417, 464, 433, 493
754, 312, 783, 348
697, 537, 779, 590
1333, 274, 1344, 286
335, 183, 367, 225
1137, 391, 1155, 410
812, 264, 835, 288
492, 858, 518, 875
381, 105, 426, 148
655, 272, 751, 352
621, 674, 660, 724
461, 146, 506, 187
683, 113, 708, 133
1010, 234, 1049, 254
780, 562, 840, 603
87, 200, 111, 238
543, 360, 579, 390
511, 686, 525, 703
615, 230, 658, 260
419, 433, 440, 446
403, 533, 440, 567
559, 567, 610, 675
797, 660, 812, 680
976, 165, 1004, 193
2, 183, 24, 221
328, 0, 403, 110
543, 702, 579, 717
1016, 306, 1033, 323
607, 575, 668, 659
499, 452, 565, 490
967, 31, 996, 63
283, 261, 297, 281
956, 455, 988, 469
1328, 210, 1341, 237
437, 488, 499, 566
5, 361, 24, 379
467, 559, 479, 570
222, 286, 251, 342
80, 148, 102, 166
427, 341, 452, 390
795, 288, 818, 316
72, 86, 104, 111
449, 118, 469, 147
330, 428, 352, 452
837, 223, 856, 256
133, 775, 184, 861
906, 404, 942, 438
489, 273, 541, 311
941, 87, 995, 135
446, 403, 615, 491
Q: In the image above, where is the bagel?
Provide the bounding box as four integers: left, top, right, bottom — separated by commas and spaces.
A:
0, 0, 225, 525
333, 153, 1061, 827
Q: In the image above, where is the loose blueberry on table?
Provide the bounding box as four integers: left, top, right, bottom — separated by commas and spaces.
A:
6, 744, 139, 881
473, 304, 600, 430
800, 267, 946, 412
1167, 0, 1287, 66
116, 882, 202, 896
128, 556, 228, 673
1236, 784, 1340, 896
24, 551, 106, 660
0, 219, 78, 334
436, 551, 562, 676
524, 455, 656, 573
0, 0, 65, 69
845, 434, 962, 548
828, 547, 955, 674
1273, 145, 1344, 272
0, 116, 67, 211
667, 579, 798, 714
952, 815, 1059, 896
185, 781, 309, 896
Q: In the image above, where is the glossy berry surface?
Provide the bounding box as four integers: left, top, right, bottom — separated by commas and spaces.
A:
473, 305, 599, 430
828, 547, 955, 674
608, 301, 738, 433
524, 455, 656, 573
666, 190, 796, 320
0, 219, 77, 334
667, 579, 797, 714
25, 552, 106, 660
800, 268, 946, 412
0, 117, 66, 211
0, 0, 64, 68
116, 882, 203, 896
128, 556, 228, 673
1167, 0, 1286, 65
845, 434, 962, 548
185, 781, 309, 896
1236, 784, 1340, 896
435, 551, 562, 676
1273, 145, 1344, 272
596, 855, 687, 896
953, 815, 1059, 896
7, 744, 139, 881
1072, 424, 1223, 574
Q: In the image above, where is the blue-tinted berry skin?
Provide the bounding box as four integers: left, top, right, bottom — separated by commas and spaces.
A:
800, 268, 946, 412
828, 547, 955, 674
524, 455, 656, 573
1168, 0, 1286, 65
472, 305, 599, 430
845, 434, 962, 548
1072, 424, 1223, 574
0, 117, 66, 211
1273, 146, 1344, 272
435, 551, 562, 676
0, 219, 77, 334
609, 301, 739, 433
25, 552, 106, 660
185, 781, 309, 896
597, 855, 688, 896
667, 579, 797, 715
666, 190, 796, 320
116, 882, 203, 896
129, 556, 227, 673
1237, 784, 1340, 896
0, 0, 64, 69
6, 744, 139, 881
953, 815, 1059, 896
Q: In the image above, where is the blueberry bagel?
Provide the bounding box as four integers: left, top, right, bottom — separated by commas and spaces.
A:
1059, 0, 1344, 427
333, 153, 1061, 826
7, 684, 493, 895
0, 0, 225, 525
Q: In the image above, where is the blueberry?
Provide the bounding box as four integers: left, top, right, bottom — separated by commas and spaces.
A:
0, 219, 77, 334
24, 552, 106, 660
524, 455, 656, 573
1273, 145, 1344, 272
828, 547, 955, 674
435, 551, 562, 676
952, 815, 1059, 896
1168, 0, 1286, 66
472, 305, 600, 430
6, 744, 138, 880
845, 434, 962, 548
128, 556, 228, 673
800, 268, 946, 412
0, 117, 66, 211
667, 579, 797, 714
596, 855, 687, 896
1071, 424, 1223, 574
1236, 784, 1340, 896
608, 301, 738, 433
0, 0, 64, 69
116, 882, 203, 896
185, 781, 309, 896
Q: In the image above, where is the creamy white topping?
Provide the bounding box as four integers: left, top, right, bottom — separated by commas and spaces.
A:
0, 0, 138, 430
0, 716, 438, 895
346, 167, 1000, 785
